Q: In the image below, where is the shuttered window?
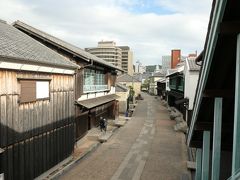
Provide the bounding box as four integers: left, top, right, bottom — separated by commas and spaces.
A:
20, 80, 36, 103
19, 80, 50, 103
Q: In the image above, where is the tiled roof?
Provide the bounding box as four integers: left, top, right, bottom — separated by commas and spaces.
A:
187, 59, 201, 71
0, 21, 78, 69
76, 94, 119, 109
13, 20, 122, 71
116, 83, 129, 92
117, 74, 141, 83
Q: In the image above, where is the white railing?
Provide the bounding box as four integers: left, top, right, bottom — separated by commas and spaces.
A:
83, 85, 109, 93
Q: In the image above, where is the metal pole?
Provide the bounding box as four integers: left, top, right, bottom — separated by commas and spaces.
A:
211, 98, 222, 180
232, 33, 240, 175
202, 131, 210, 180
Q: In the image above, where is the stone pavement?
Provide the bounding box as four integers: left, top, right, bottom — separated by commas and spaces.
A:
59, 93, 190, 180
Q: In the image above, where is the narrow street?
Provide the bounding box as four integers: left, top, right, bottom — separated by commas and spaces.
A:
60, 93, 190, 180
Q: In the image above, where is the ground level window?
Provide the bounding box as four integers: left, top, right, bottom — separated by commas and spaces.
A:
19, 80, 50, 103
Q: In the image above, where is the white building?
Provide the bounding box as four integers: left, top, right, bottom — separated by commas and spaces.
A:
183, 56, 200, 124
184, 57, 201, 110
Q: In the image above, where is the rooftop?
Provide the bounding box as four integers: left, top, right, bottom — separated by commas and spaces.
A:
117, 74, 141, 83
13, 20, 122, 71
186, 59, 201, 71
0, 21, 78, 69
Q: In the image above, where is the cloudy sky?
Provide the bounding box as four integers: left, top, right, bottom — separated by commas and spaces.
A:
0, 0, 212, 65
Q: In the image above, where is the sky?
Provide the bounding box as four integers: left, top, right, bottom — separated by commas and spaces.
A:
0, 0, 212, 65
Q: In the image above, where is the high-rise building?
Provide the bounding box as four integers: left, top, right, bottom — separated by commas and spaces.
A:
118, 46, 133, 75
161, 55, 171, 75
85, 41, 122, 68
85, 41, 134, 75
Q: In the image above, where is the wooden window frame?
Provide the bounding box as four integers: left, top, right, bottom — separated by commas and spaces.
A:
18, 78, 51, 103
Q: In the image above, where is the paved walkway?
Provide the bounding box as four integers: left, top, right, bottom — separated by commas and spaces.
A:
60, 93, 190, 180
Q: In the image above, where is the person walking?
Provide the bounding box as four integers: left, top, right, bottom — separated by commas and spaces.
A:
99, 117, 105, 132
103, 118, 107, 132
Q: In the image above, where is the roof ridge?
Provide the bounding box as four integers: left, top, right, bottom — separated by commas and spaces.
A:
13, 20, 123, 71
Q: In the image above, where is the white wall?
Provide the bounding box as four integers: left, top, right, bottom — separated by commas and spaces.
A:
78, 86, 116, 101
184, 70, 199, 110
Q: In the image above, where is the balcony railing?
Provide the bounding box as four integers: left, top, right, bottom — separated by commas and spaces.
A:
83, 85, 109, 93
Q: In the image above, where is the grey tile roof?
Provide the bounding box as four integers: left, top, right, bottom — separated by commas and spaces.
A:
187, 59, 201, 71
13, 20, 122, 71
76, 94, 120, 109
117, 74, 141, 83
116, 83, 129, 92
0, 21, 78, 69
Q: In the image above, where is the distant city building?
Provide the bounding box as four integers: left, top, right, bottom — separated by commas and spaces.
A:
118, 46, 133, 75
86, 41, 134, 75
162, 50, 187, 75
85, 41, 122, 69
134, 61, 146, 74
171, 49, 181, 69
162, 55, 171, 75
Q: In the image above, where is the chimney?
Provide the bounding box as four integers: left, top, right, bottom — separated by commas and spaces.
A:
171, 49, 181, 69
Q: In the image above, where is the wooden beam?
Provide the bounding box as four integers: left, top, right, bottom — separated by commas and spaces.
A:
232, 33, 240, 175
203, 89, 234, 98
202, 131, 210, 180
211, 98, 222, 180
196, 149, 202, 180
220, 21, 240, 35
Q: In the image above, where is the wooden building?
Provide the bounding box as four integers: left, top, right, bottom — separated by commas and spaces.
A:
187, 0, 240, 179
13, 21, 122, 141
166, 66, 185, 117
0, 20, 78, 180
156, 78, 166, 99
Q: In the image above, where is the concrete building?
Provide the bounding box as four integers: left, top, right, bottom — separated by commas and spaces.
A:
85, 41, 122, 69
86, 41, 134, 75
118, 46, 134, 75
162, 55, 171, 75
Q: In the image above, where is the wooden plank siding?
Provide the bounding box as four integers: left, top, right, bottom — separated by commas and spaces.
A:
0, 70, 75, 180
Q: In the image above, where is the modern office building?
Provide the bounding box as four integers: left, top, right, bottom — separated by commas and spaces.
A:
85, 41, 122, 69
118, 46, 133, 75
86, 41, 134, 75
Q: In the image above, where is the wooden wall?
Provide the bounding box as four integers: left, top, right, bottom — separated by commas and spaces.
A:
0, 70, 75, 180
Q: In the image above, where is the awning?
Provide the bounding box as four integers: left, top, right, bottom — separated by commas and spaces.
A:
76, 94, 119, 109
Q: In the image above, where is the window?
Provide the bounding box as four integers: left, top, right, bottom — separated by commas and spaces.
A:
20, 80, 50, 103
83, 68, 108, 92
36, 81, 49, 99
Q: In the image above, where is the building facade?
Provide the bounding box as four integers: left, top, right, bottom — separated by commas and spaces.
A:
162, 55, 171, 75
118, 46, 133, 75
0, 20, 78, 180
85, 41, 122, 69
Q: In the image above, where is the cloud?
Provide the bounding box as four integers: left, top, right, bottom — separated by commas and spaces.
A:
0, 0, 212, 65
